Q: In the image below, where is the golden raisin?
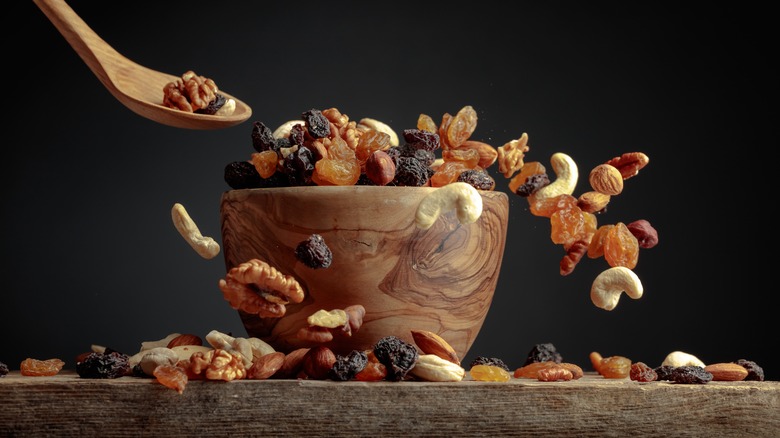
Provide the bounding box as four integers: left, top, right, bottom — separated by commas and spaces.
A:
430, 161, 469, 187
528, 193, 577, 218
598, 356, 632, 379
251, 150, 278, 179
417, 114, 438, 133
508, 161, 546, 194
587, 224, 615, 259
446, 105, 478, 149
603, 222, 639, 269
550, 205, 587, 248
20, 358, 65, 376
470, 364, 511, 382
355, 129, 392, 166
153, 364, 188, 394
312, 137, 360, 186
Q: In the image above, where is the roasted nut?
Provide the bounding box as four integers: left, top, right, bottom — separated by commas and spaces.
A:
307, 309, 349, 328
205, 330, 256, 368
558, 362, 584, 379
409, 354, 465, 382
560, 240, 588, 276
533, 152, 578, 201
589, 164, 624, 195
577, 191, 611, 214
411, 329, 460, 365
496, 133, 530, 178
303, 346, 337, 380
415, 182, 483, 230
218, 258, 305, 318
171, 203, 221, 260
626, 219, 659, 249
605, 152, 649, 180
365, 150, 396, 186
590, 266, 644, 311
169, 345, 214, 363
247, 352, 286, 380
537, 365, 574, 382
189, 349, 246, 381
167, 334, 203, 348
704, 363, 749, 381
662, 351, 706, 368
274, 348, 310, 379
139, 347, 179, 376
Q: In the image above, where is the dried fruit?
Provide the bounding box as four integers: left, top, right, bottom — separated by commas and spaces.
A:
470, 364, 511, 382
153, 364, 188, 394
329, 350, 368, 381
0, 361, 8, 377
373, 335, 419, 381
457, 168, 495, 190
669, 366, 713, 384
469, 356, 509, 371
354, 350, 387, 381
537, 365, 573, 382
513, 361, 557, 379
76, 350, 131, 379
523, 343, 562, 366
295, 234, 333, 269
508, 161, 546, 194
735, 359, 765, 381
251, 121, 277, 152
598, 356, 631, 379
603, 222, 639, 269
654, 365, 675, 381
20, 358, 65, 376
301, 109, 331, 139
630, 362, 658, 382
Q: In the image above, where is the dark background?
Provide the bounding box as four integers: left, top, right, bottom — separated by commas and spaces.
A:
4, 1, 773, 379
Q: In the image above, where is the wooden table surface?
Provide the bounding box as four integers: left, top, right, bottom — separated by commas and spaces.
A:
1, 371, 778, 437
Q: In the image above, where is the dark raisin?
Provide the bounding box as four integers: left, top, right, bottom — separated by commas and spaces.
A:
76, 350, 131, 379
131, 363, 150, 378
402, 129, 440, 151
275, 136, 292, 151
523, 343, 563, 366
392, 156, 430, 187
412, 149, 436, 167
301, 109, 330, 139
386, 146, 402, 164
516, 173, 551, 197
654, 365, 675, 381
288, 123, 306, 146
356, 173, 374, 185
374, 336, 419, 381
669, 366, 713, 384
194, 93, 227, 115
0, 361, 8, 377
457, 169, 496, 190
283, 145, 315, 186
329, 350, 368, 381
469, 356, 509, 371
630, 362, 658, 382
295, 234, 333, 269
224, 161, 263, 189
251, 121, 277, 153
735, 359, 765, 381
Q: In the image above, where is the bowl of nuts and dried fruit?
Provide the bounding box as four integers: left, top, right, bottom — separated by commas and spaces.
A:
216, 106, 510, 359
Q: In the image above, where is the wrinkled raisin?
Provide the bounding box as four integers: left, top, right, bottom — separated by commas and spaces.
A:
508, 161, 546, 194
403, 128, 440, 151
598, 356, 632, 379
445, 105, 478, 149
283, 145, 315, 186
76, 350, 131, 379
669, 366, 713, 384
355, 350, 387, 381
630, 362, 658, 382
392, 156, 431, 187
153, 365, 188, 394
295, 234, 333, 269
288, 123, 306, 147
736, 359, 765, 381
251, 150, 279, 179
470, 364, 511, 382
224, 161, 264, 189
374, 336, 419, 381
603, 222, 639, 269
20, 358, 65, 376
301, 109, 330, 139
0, 361, 8, 377
251, 121, 277, 152
457, 169, 495, 190
523, 343, 563, 366
470, 356, 510, 371
654, 365, 675, 381
516, 173, 550, 197
194, 93, 226, 115
329, 350, 368, 381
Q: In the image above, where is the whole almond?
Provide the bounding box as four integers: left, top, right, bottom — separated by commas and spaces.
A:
589, 163, 624, 195
167, 333, 203, 348
411, 329, 460, 365
704, 363, 749, 381
455, 140, 498, 169
274, 348, 310, 379
247, 352, 285, 380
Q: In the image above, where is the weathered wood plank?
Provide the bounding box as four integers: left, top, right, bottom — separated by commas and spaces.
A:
1, 372, 778, 437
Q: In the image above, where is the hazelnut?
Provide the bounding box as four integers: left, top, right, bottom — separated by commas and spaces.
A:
365, 150, 396, 186
303, 346, 336, 380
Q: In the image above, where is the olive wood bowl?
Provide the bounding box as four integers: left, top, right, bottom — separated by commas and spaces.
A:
219, 186, 509, 359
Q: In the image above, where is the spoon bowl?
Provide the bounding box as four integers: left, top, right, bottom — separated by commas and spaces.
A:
34, 0, 252, 130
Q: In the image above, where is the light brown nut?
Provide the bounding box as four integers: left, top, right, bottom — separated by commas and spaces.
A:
218, 258, 304, 318
589, 164, 624, 195
662, 351, 706, 368
274, 348, 310, 379
247, 352, 286, 380
169, 345, 214, 363
307, 309, 348, 329
497, 133, 530, 178
605, 152, 649, 180
415, 182, 483, 230
410, 329, 460, 365
558, 363, 584, 380
297, 325, 334, 343
590, 266, 643, 311
409, 354, 465, 382
204, 330, 255, 368
560, 240, 588, 276
454, 140, 498, 169
139, 347, 179, 376
704, 363, 749, 381
538, 365, 574, 381
365, 150, 396, 186
533, 152, 578, 201
167, 334, 203, 348
189, 349, 246, 381
303, 346, 337, 380
171, 203, 220, 259
577, 191, 611, 214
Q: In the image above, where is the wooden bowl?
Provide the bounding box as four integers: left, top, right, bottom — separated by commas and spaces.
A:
219, 186, 509, 359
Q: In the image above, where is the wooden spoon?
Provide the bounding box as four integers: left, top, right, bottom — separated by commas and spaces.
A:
33, 0, 252, 130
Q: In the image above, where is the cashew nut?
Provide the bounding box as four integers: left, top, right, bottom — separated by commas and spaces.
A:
590, 266, 643, 310
409, 354, 466, 382
533, 152, 579, 201
662, 351, 706, 368
205, 329, 275, 368
415, 182, 483, 230
307, 309, 348, 329
140, 333, 181, 352
171, 203, 220, 260
138, 347, 179, 376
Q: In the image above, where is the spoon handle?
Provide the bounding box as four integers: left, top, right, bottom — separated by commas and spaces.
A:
33, 0, 124, 94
